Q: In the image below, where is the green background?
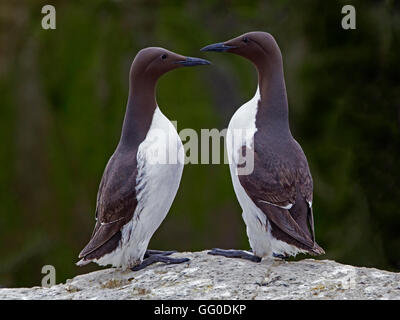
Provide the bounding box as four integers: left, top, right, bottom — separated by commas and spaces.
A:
0, 0, 399, 287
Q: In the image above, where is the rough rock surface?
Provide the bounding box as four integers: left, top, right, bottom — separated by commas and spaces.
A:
1, 251, 400, 299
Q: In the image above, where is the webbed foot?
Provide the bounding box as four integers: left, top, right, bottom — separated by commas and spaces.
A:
207, 248, 261, 263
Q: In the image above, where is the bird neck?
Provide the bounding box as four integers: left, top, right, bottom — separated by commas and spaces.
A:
119, 74, 157, 148
255, 56, 290, 135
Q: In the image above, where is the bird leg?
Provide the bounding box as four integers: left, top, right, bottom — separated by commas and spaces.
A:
208, 248, 261, 263
131, 254, 190, 272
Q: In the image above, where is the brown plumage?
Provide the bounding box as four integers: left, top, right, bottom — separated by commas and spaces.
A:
77, 48, 210, 268
202, 31, 324, 259
78, 149, 138, 261
239, 142, 323, 254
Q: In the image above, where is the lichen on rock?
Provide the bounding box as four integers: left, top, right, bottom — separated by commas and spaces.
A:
0, 251, 399, 299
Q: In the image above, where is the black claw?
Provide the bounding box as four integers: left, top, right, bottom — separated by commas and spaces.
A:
165, 257, 190, 265
208, 248, 261, 263
131, 254, 190, 272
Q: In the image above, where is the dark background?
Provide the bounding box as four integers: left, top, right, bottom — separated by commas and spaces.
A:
0, 0, 399, 288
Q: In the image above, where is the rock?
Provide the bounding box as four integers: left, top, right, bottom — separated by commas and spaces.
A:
1, 250, 399, 299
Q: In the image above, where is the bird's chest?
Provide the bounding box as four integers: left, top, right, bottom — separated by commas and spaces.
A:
136, 109, 184, 204
139, 111, 183, 167
116, 108, 184, 263
226, 94, 259, 167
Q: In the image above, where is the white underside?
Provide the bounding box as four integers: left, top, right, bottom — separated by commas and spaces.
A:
93, 107, 184, 268
227, 87, 305, 259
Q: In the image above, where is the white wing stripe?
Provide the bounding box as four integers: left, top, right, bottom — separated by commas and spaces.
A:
259, 200, 293, 210
100, 217, 124, 226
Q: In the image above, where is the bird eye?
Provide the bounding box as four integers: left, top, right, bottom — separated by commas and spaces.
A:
243, 37, 249, 43
161, 54, 167, 60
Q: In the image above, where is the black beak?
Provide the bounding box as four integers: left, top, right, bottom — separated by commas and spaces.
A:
200, 42, 237, 52
176, 57, 211, 66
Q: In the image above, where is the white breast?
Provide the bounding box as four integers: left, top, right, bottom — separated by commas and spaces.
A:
226, 87, 271, 257
95, 107, 184, 268
226, 87, 259, 166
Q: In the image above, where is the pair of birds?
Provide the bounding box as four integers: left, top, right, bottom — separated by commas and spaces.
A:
77, 31, 324, 272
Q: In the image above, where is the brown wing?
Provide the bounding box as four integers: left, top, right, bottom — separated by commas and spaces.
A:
79, 151, 138, 259
238, 144, 319, 252
293, 140, 316, 243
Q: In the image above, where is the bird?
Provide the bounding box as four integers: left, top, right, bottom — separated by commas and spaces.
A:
77, 47, 210, 271
201, 32, 324, 262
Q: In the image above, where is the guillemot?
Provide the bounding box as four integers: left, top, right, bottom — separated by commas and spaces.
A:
201, 32, 324, 261
77, 47, 210, 271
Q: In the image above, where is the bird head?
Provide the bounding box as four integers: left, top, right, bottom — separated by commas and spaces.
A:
130, 47, 210, 81
200, 31, 282, 67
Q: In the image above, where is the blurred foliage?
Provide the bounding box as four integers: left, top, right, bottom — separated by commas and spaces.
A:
0, 0, 399, 287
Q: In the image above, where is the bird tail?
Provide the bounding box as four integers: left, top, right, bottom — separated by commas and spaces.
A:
76, 258, 91, 267
309, 242, 325, 256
